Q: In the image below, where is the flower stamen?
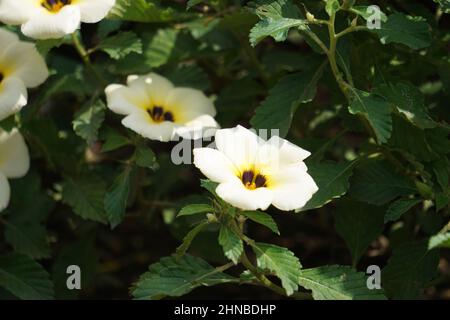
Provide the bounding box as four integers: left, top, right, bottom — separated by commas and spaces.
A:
241, 169, 267, 190
41, 0, 72, 13
147, 106, 175, 123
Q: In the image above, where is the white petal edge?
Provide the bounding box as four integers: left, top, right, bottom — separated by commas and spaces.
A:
0, 171, 10, 212
216, 179, 273, 211
0, 0, 38, 25
127, 73, 174, 108
0, 129, 30, 178
175, 114, 220, 140
165, 87, 216, 122
76, 0, 116, 23
21, 5, 81, 40
122, 111, 179, 142
105, 84, 144, 115
1, 42, 49, 88
0, 29, 19, 55
0, 77, 28, 122
193, 148, 238, 183
266, 136, 311, 164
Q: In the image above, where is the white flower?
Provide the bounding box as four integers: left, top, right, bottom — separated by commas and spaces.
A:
0, 129, 30, 211
105, 73, 220, 142
0, 29, 49, 121
193, 125, 319, 211
0, 0, 116, 39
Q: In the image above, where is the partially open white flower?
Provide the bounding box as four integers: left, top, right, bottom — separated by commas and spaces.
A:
0, 129, 30, 211
0, 0, 116, 39
0, 29, 49, 121
193, 125, 318, 211
105, 73, 220, 142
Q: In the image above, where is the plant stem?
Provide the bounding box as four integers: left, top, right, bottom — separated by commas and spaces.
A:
71, 32, 107, 87
335, 25, 368, 39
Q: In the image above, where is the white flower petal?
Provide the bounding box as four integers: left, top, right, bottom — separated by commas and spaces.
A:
0, 129, 30, 178
215, 125, 264, 169
175, 114, 220, 140
105, 84, 144, 115
122, 110, 179, 142
76, 0, 116, 23
0, 77, 28, 121
0, 171, 10, 212
165, 87, 216, 122
0, 0, 38, 25
21, 5, 81, 40
127, 73, 174, 108
270, 166, 318, 211
266, 136, 311, 164
0, 29, 19, 54
216, 179, 273, 211
193, 148, 238, 183
1, 42, 49, 88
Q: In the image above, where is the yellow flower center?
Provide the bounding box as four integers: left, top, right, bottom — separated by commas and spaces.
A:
41, 0, 72, 12
240, 169, 268, 190
147, 106, 175, 123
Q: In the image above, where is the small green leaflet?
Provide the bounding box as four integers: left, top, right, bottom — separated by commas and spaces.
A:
298, 265, 387, 300
132, 255, 238, 299
176, 221, 209, 257
428, 232, 450, 250
252, 242, 302, 296
0, 253, 54, 300
108, 0, 189, 22
348, 88, 392, 144
325, 0, 340, 17
4, 222, 50, 259
240, 211, 280, 234
97, 31, 143, 60
385, 198, 421, 223
218, 225, 243, 264
177, 204, 214, 217
134, 145, 158, 170
73, 100, 106, 145
104, 166, 134, 228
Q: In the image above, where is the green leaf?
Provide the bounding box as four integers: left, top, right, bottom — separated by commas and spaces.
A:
372, 13, 431, 50
428, 232, 450, 249
108, 0, 189, 22
132, 255, 238, 299
240, 211, 280, 234
298, 265, 387, 300
97, 31, 142, 60
200, 179, 219, 196
350, 161, 417, 205
218, 225, 243, 264
382, 241, 439, 299
252, 242, 302, 296
325, 0, 340, 17
187, 0, 204, 10
375, 82, 436, 129
300, 161, 355, 211
350, 6, 387, 22
164, 65, 210, 91
385, 198, 421, 223
36, 38, 67, 56
348, 88, 392, 144
4, 221, 50, 259
0, 253, 54, 300
73, 100, 106, 145
176, 221, 209, 257
177, 204, 214, 217
99, 126, 130, 152
104, 166, 133, 228
134, 146, 158, 170
62, 175, 108, 224
251, 61, 325, 137
434, 0, 450, 12
334, 201, 384, 265
248, 0, 307, 46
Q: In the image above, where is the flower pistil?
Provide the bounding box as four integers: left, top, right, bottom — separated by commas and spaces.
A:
41, 0, 72, 13
241, 169, 268, 190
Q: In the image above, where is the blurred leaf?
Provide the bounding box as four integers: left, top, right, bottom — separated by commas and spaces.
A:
178, 204, 214, 217
105, 166, 133, 228
334, 201, 384, 265
108, 0, 189, 22
325, 0, 340, 17
382, 241, 439, 299
385, 198, 422, 223
4, 222, 50, 260
73, 100, 106, 145
372, 13, 431, 49
252, 242, 302, 296
298, 265, 387, 300
428, 232, 450, 249
176, 221, 209, 257
132, 255, 238, 299
0, 253, 54, 300
134, 146, 158, 170
97, 31, 143, 60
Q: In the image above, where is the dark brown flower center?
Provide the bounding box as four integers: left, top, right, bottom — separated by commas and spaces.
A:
241, 170, 267, 190
147, 106, 175, 123
41, 0, 71, 12
0, 73, 4, 84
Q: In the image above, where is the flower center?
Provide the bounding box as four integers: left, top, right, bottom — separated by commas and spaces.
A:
241, 170, 267, 190
41, 0, 72, 12
147, 106, 175, 123
0, 72, 3, 84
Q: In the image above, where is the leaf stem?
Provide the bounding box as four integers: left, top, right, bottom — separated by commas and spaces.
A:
71, 32, 107, 87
